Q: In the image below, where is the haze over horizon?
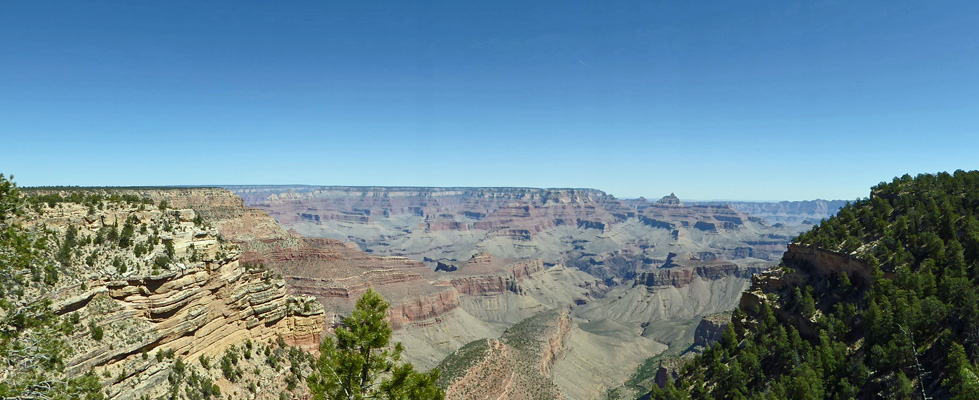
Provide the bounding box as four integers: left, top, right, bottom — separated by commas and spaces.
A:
3, 1, 978, 201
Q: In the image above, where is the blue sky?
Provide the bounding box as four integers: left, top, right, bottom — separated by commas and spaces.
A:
2, 1, 978, 200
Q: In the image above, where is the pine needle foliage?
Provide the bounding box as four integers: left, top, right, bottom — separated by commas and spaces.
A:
649, 170, 979, 399
307, 288, 444, 400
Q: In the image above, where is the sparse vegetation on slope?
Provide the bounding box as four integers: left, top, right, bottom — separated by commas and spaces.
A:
434, 310, 569, 399
1, 176, 332, 399
0, 174, 105, 399
650, 170, 979, 399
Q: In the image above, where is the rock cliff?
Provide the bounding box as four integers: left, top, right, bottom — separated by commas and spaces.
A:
440, 253, 546, 296
692, 312, 730, 348
11, 189, 324, 399
633, 261, 764, 289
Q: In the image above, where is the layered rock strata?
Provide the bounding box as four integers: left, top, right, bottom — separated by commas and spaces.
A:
13, 191, 324, 399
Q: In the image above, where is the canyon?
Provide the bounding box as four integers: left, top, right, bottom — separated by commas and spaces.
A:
224, 186, 812, 280
5, 186, 839, 399
221, 185, 836, 397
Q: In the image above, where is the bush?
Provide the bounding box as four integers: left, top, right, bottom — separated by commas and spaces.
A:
89, 320, 104, 341
220, 347, 240, 382
154, 255, 171, 270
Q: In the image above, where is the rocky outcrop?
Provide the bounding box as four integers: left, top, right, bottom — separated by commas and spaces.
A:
657, 193, 682, 206
12, 191, 325, 399
448, 275, 520, 296
735, 244, 864, 341
654, 356, 693, 389
388, 289, 461, 329
634, 262, 764, 289
540, 312, 572, 377
235, 232, 461, 329
693, 312, 730, 348
64, 260, 324, 376
782, 243, 873, 286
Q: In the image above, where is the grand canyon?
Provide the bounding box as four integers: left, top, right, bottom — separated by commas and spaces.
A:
0, 181, 845, 399
221, 185, 843, 397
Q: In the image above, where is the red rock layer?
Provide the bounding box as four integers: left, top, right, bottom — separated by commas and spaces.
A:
439, 254, 546, 296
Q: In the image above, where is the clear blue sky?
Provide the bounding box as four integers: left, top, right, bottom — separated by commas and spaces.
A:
2, 1, 978, 201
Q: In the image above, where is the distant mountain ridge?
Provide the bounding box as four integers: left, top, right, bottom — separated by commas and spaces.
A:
689, 199, 848, 225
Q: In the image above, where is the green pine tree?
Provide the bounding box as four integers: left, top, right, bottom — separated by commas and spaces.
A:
307, 289, 444, 400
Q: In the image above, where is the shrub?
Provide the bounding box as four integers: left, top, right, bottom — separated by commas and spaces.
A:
89, 319, 104, 341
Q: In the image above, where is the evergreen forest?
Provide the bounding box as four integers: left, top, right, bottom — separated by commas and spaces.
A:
650, 170, 979, 399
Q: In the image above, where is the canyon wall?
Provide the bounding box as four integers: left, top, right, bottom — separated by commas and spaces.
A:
226, 186, 804, 284
13, 190, 324, 399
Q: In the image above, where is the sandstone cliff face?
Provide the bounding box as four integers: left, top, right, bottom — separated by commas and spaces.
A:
441, 254, 546, 296
13, 191, 325, 399
633, 261, 764, 289
63, 260, 323, 374
155, 188, 459, 331
237, 236, 460, 330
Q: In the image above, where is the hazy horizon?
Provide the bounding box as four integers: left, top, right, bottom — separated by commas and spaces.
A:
16, 182, 857, 203
3, 1, 977, 201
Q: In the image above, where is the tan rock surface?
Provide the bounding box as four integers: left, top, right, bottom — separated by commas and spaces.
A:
13, 190, 324, 399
